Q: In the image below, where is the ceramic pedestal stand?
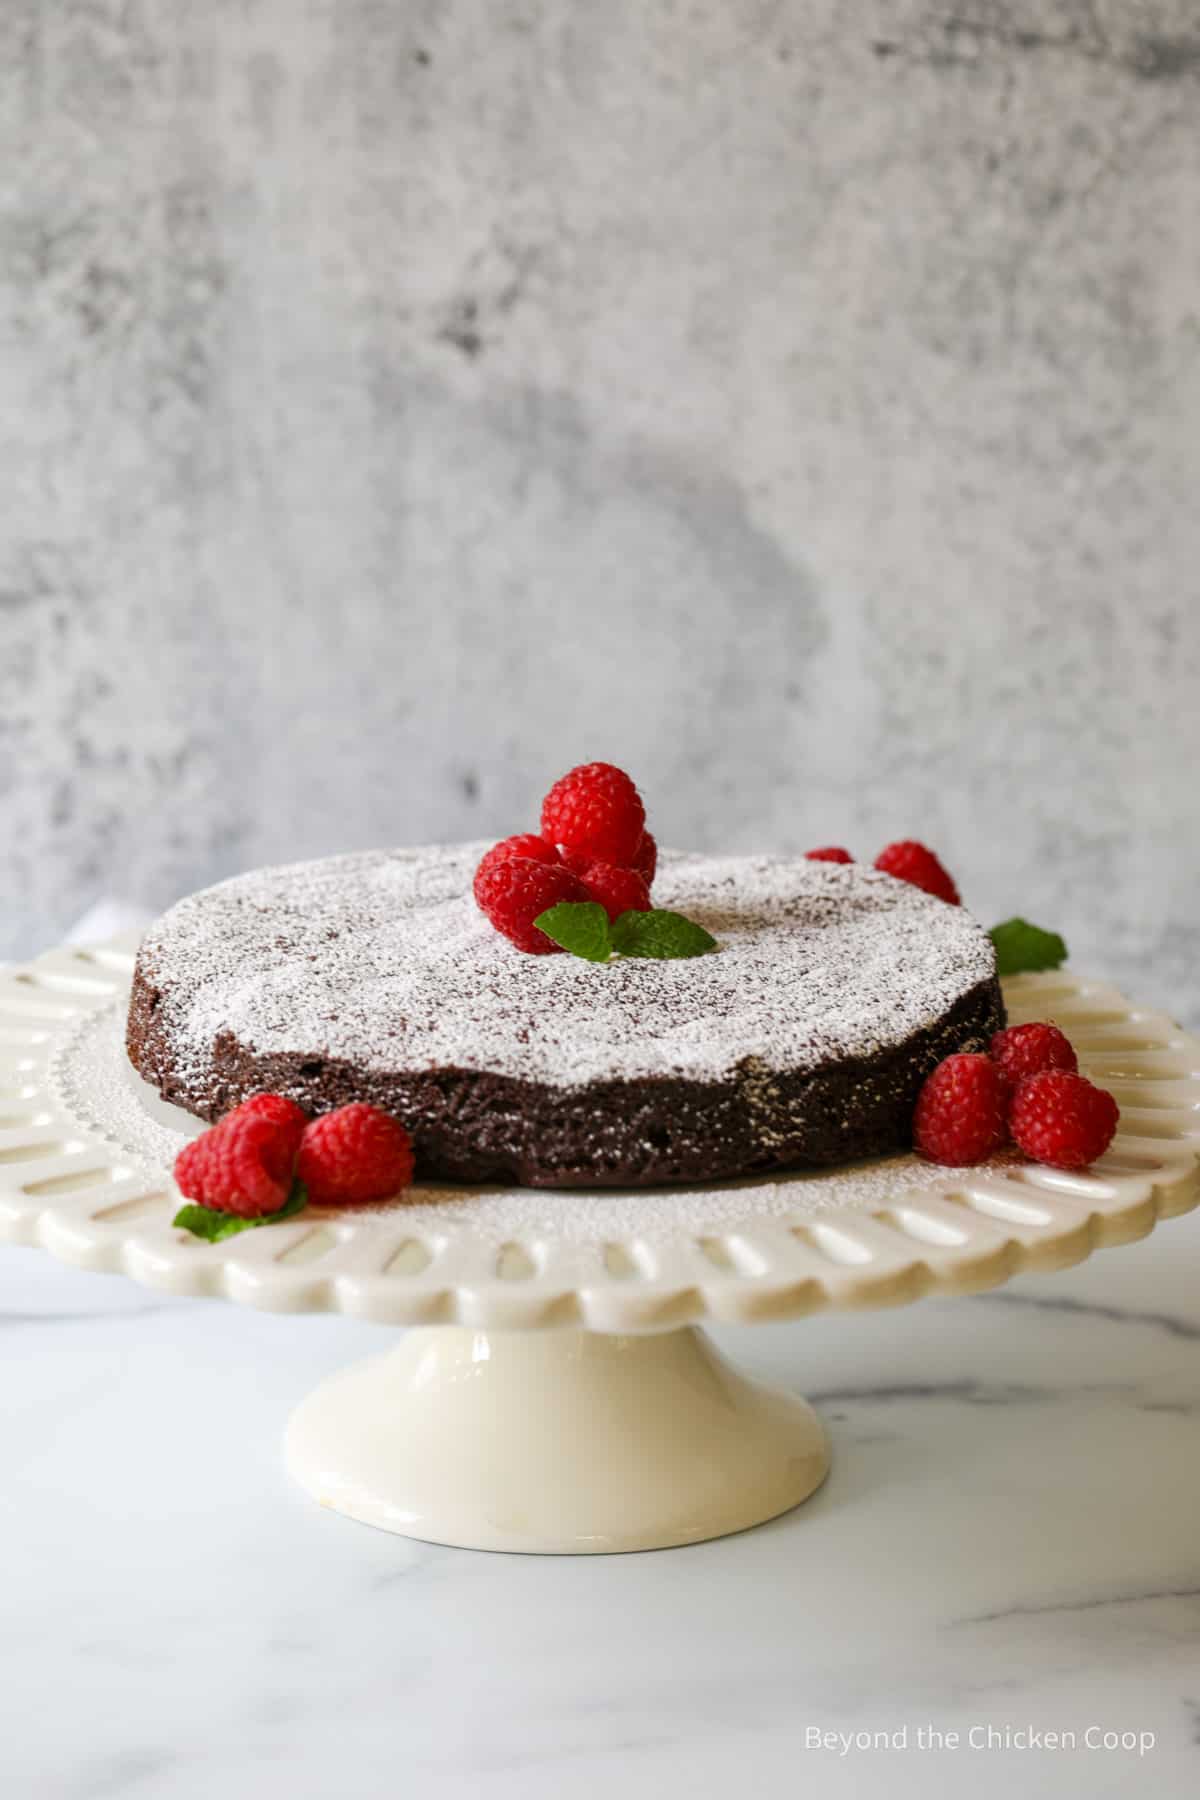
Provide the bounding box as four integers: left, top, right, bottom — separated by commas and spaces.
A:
3, 944, 1198, 1553
287, 1324, 828, 1552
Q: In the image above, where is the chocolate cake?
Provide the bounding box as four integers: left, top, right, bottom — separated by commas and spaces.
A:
127, 846, 1003, 1188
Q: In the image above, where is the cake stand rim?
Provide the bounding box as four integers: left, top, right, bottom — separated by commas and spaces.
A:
1, 938, 1197, 1332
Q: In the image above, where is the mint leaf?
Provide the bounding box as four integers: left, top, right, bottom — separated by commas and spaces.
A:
173, 1180, 308, 1243
534, 901, 718, 962
610, 908, 718, 960
534, 901, 613, 961
988, 918, 1068, 977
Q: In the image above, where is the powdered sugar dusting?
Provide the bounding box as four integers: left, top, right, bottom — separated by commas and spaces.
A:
54, 1000, 1024, 1246
135, 844, 996, 1090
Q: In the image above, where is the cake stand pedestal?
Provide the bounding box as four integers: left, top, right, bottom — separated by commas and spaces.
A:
286, 1324, 828, 1552
3, 943, 1199, 1554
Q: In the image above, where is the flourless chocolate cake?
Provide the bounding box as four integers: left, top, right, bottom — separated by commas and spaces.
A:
126, 846, 1003, 1188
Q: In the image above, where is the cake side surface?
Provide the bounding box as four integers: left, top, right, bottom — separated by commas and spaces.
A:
127, 846, 1003, 1187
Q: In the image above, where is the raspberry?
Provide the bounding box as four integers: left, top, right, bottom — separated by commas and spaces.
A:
540, 762, 646, 865
475, 855, 588, 953
632, 830, 658, 888
1009, 1071, 1119, 1171
577, 860, 652, 923
297, 1102, 415, 1206
473, 834, 560, 906
875, 840, 961, 905
990, 1022, 1078, 1093
224, 1092, 309, 1149
561, 830, 657, 890
806, 846, 853, 864
174, 1111, 299, 1218
913, 1053, 1008, 1165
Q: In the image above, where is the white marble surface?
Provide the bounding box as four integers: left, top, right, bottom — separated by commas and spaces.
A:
7, 1215, 1200, 1799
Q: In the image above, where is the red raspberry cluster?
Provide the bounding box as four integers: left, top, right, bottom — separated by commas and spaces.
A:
475, 763, 657, 952
175, 1094, 414, 1217
914, 1021, 1118, 1172
805, 839, 960, 906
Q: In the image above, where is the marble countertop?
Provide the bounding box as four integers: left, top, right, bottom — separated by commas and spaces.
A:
7, 1220, 1200, 1800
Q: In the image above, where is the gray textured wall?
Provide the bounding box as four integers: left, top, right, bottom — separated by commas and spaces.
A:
3, 2, 1199, 1018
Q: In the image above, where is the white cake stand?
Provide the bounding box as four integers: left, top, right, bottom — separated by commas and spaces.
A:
3, 938, 1199, 1554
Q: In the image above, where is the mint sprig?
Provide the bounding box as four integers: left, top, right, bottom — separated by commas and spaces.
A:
610, 908, 718, 959
534, 901, 613, 962
535, 902, 717, 962
173, 1180, 308, 1243
988, 917, 1068, 977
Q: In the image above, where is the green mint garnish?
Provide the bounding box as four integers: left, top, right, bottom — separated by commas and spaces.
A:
534, 900, 614, 961
534, 902, 717, 962
988, 918, 1068, 977
609, 908, 718, 960
173, 1180, 308, 1243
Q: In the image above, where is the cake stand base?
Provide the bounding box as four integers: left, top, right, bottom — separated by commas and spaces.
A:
285, 1325, 829, 1553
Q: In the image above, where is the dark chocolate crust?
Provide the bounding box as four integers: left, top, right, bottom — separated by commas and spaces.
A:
127, 953, 1003, 1188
